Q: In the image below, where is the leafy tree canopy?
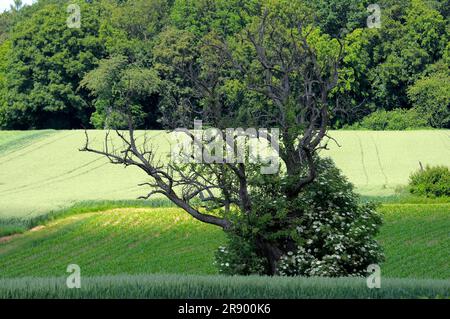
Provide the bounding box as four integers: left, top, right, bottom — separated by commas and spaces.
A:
0, 0, 448, 129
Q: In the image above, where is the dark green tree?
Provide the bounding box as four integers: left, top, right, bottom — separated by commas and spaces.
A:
368, 0, 448, 110
80, 55, 160, 129
0, 0, 107, 129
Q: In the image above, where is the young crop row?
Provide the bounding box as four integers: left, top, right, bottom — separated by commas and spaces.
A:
0, 275, 448, 299
1, 204, 449, 280
0, 208, 224, 278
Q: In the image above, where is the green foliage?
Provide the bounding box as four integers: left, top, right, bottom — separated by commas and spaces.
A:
326, 0, 450, 127
0, 0, 108, 129
407, 61, 450, 128
170, 0, 259, 37
409, 165, 450, 197
1, 0, 450, 128
151, 27, 199, 128
216, 158, 384, 277
0, 275, 449, 299
215, 237, 266, 275
309, 0, 369, 36
368, 0, 448, 111
81, 55, 160, 128
350, 109, 429, 130
0, 10, 12, 44
98, 0, 171, 59
0, 40, 11, 115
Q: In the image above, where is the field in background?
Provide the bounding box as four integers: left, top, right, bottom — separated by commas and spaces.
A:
0, 204, 448, 280
0, 130, 449, 220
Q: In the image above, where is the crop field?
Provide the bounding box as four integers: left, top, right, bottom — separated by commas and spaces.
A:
377, 204, 450, 279
0, 203, 448, 280
0, 208, 224, 278
0, 130, 171, 220
0, 130, 449, 299
1, 275, 449, 299
0, 130, 449, 221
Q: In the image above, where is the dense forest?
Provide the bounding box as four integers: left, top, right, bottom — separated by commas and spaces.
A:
0, 0, 448, 130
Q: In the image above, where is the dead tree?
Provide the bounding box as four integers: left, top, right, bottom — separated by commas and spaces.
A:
81, 9, 344, 275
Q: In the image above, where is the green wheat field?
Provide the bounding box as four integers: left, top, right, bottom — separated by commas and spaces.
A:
0, 130, 449, 298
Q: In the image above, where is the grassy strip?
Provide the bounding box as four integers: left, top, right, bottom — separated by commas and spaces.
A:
0, 199, 174, 237
0, 275, 448, 299
360, 190, 450, 204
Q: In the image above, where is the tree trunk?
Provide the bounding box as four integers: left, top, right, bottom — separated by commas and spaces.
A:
256, 237, 283, 276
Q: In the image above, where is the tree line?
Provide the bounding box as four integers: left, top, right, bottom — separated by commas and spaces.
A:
0, 0, 449, 130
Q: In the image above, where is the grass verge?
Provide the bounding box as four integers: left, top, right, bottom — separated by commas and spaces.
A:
0, 275, 448, 299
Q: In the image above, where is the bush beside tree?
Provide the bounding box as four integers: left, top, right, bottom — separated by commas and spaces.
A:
215, 158, 384, 276
409, 165, 450, 198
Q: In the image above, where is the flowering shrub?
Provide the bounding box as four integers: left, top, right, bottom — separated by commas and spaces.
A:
215, 240, 265, 275
215, 157, 384, 277
277, 201, 383, 277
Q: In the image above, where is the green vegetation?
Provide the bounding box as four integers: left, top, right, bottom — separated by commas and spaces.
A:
377, 203, 450, 279
0, 130, 54, 154
0, 203, 448, 280
0, 208, 225, 278
349, 109, 429, 130
409, 165, 450, 197
0, 0, 449, 129
0, 0, 449, 297
323, 131, 450, 195
0, 275, 448, 299
0, 130, 171, 220
216, 158, 384, 277
0, 199, 173, 237
407, 60, 450, 128
1, 130, 449, 222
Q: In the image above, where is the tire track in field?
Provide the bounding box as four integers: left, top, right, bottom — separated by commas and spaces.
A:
0, 131, 54, 156
0, 131, 77, 165
371, 135, 389, 186
0, 132, 168, 199
356, 134, 369, 186
0, 131, 63, 159
0, 157, 106, 196
0, 160, 110, 197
